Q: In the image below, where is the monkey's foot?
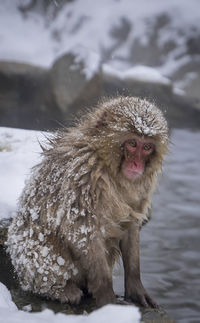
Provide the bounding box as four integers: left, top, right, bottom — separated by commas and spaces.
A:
127, 293, 158, 308
51, 282, 83, 305
125, 285, 158, 308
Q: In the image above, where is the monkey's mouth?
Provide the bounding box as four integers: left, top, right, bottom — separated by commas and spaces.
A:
122, 168, 143, 180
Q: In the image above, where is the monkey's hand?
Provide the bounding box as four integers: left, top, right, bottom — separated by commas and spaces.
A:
125, 280, 158, 308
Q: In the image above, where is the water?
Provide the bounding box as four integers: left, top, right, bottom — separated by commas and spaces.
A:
114, 129, 200, 323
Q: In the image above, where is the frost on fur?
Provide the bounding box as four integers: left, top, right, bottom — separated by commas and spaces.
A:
6, 96, 168, 304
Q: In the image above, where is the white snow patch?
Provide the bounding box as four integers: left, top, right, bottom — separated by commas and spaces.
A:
38, 233, 44, 242
42, 247, 49, 258
0, 283, 17, 311
22, 304, 32, 312
70, 45, 101, 80
57, 256, 65, 266
103, 64, 171, 85
0, 283, 141, 323
0, 127, 44, 220
29, 228, 34, 238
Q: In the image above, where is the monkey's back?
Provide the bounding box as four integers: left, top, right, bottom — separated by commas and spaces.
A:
6, 96, 168, 301
6, 134, 121, 297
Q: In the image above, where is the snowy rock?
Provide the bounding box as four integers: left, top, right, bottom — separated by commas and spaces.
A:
49, 48, 102, 116
0, 0, 200, 123
0, 303, 141, 323
0, 61, 55, 130
102, 63, 200, 128
103, 64, 170, 85
171, 61, 200, 110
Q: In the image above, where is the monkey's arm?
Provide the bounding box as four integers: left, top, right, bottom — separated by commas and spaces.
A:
120, 221, 157, 307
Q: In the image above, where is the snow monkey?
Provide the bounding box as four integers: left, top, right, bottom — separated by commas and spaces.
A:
7, 96, 168, 308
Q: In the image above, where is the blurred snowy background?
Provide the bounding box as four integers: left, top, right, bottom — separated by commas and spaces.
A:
0, 1, 200, 323
1, 0, 200, 87
1, 0, 200, 129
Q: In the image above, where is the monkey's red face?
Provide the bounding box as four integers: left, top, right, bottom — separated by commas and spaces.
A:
121, 136, 155, 180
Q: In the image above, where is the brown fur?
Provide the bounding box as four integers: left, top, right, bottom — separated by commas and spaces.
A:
6, 96, 168, 307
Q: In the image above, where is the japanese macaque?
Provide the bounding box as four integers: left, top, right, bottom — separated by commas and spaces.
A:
6, 96, 168, 308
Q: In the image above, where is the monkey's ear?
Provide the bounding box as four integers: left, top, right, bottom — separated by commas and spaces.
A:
95, 112, 108, 129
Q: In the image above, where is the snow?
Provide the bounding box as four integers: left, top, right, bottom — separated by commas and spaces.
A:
0, 283, 17, 311
69, 45, 101, 80
109, 97, 168, 142
0, 0, 200, 86
0, 127, 44, 219
103, 64, 170, 85
57, 256, 65, 266
38, 233, 44, 242
0, 283, 140, 323
22, 304, 32, 312
42, 246, 49, 258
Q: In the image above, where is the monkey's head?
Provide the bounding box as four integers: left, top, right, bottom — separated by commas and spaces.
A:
80, 96, 169, 182
121, 134, 156, 180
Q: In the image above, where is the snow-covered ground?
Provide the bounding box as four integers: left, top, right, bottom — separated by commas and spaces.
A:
0, 128, 44, 220
0, 283, 140, 323
0, 0, 200, 87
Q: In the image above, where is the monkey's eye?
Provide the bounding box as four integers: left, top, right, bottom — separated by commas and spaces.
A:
143, 143, 153, 151
128, 139, 137, 147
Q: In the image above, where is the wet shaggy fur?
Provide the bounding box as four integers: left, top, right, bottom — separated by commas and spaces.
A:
6, 96, 168, 304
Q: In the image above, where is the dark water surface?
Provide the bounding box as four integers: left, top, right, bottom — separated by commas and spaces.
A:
114, 129, 200, 323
